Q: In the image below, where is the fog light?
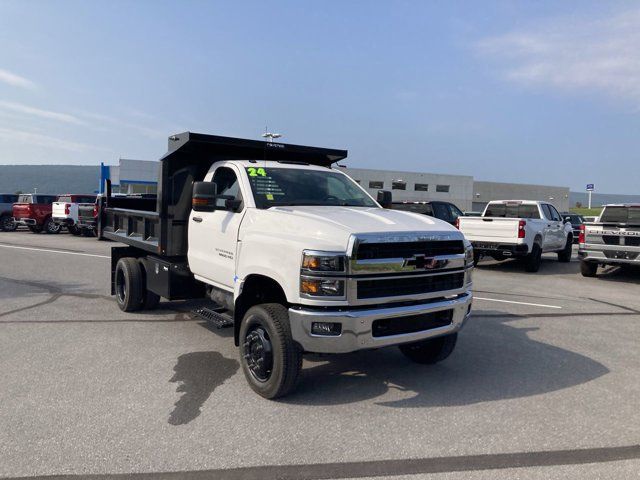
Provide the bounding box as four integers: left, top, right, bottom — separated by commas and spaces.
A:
311, 322, 342, 336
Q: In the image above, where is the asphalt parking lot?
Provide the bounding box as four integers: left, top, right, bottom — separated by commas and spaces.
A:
1, 231, 639, 479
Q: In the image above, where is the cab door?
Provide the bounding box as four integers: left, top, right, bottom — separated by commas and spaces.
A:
540, 204, 563, 250
188, 165, 246, 290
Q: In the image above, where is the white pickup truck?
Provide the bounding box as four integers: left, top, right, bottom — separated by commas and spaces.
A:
458, 200, 573, 272
578, 204, 640, 277
102, 133, 474, 398
52, 194, 97, 235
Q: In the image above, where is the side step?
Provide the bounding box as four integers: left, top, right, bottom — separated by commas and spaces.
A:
192, 306, 234, 329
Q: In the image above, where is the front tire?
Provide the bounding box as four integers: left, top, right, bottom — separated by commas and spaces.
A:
239, 304, 302, 399
558, 237, 573, 263
68, 225, 81, 236
43, 217, 61, 234
399, 333, 458, 364
0, 215, 17, 232
115, 257, 144, 312
580, 260, 598, 277
524, 243, 542, 272
28, 225, 43, 233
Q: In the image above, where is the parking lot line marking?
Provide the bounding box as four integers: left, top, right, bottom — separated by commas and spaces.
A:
0, 244, 109, 259
475, 297, 562, 309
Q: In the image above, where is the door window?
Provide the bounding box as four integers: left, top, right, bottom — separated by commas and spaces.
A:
540, 204, 553, 220
548, 205, 562, 221
212, 167, 243, 211
432, 203, 451, 222
448, 204, 463, 222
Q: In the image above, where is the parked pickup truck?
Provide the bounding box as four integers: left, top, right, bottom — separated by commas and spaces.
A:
12, 194, 60, 233
458, 200, 573, 272
0, 194, 19, 231
578, 204, 640, 277
102, 132, 474, 398
52, 194, 97, 235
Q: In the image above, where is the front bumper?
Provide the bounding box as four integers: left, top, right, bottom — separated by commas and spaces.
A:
288, 292, 472, 354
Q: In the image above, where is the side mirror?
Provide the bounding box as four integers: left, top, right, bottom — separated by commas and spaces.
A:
192, 182, 217, 212
377, 190, 392, 209
563, 217, 571, 224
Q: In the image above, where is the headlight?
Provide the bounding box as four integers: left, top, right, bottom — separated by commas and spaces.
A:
300, 277, 345, 297
464, 243, 474, 266
301, 251, 346, 272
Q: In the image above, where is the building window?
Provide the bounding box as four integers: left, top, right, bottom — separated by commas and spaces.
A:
436, 185, 450, 193
369, 181, 384, 189
414, 183, 429, 191
392, 181, 406, 190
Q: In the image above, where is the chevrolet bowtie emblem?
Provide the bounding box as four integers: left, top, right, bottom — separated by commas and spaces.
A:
403, 254, 441, 270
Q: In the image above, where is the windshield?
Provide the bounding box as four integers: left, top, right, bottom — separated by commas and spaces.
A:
245, 167, 378, 209
484, 203, 541, 219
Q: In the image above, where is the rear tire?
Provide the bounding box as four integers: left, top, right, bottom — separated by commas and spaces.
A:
524, 243, 542, 272
580, 260, 598, 277
68, 225, 81, 236
239, 303, 302, 399
115, 257, 144, 312
399, 333, 458, 364
558, 237, 573, 263
43, 217, 61, 234
473, 252, 481, 267
0, 215, 17, 232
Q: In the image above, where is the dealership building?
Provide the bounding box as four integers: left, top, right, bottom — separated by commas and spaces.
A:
99, 159, 158, 194
342, 168, 571, 212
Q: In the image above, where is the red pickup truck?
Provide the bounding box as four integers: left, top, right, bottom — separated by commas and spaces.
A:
12, 194, 61, 234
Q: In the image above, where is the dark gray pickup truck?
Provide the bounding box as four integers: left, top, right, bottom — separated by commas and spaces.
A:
578, 204, 640, 277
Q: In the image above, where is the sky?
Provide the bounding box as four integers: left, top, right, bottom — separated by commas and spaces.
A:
0, 0, 639, 194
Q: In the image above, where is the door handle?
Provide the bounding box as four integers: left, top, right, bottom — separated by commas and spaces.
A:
192, 217, 203, 223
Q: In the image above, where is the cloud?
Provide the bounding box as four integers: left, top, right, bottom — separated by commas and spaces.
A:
0, 68, 37, 90
477, 9, 640, 105
0, 100, 86, 126
0, 127, 105, 152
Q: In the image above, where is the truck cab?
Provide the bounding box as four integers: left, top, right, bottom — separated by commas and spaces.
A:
391, 200, 464, 226
103, 133, 474, 398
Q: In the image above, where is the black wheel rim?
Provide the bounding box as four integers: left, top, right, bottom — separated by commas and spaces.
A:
243, 325, 273, 382
116, 268, 127, 304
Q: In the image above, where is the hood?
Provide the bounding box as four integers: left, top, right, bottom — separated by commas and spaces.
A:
241, 206, 461, 251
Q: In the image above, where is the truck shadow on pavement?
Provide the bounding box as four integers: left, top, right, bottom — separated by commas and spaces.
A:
475, 256, 580, 276
168, 351, 239, 425
287, 311, 609, 407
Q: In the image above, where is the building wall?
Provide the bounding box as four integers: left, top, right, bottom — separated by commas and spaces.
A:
473, 181, 570, 212
342, 167, 475, 211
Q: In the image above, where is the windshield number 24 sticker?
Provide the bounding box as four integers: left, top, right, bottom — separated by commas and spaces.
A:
247, 167, 267, 177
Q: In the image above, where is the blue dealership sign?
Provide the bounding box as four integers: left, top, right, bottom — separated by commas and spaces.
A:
586, 184, 595, 191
